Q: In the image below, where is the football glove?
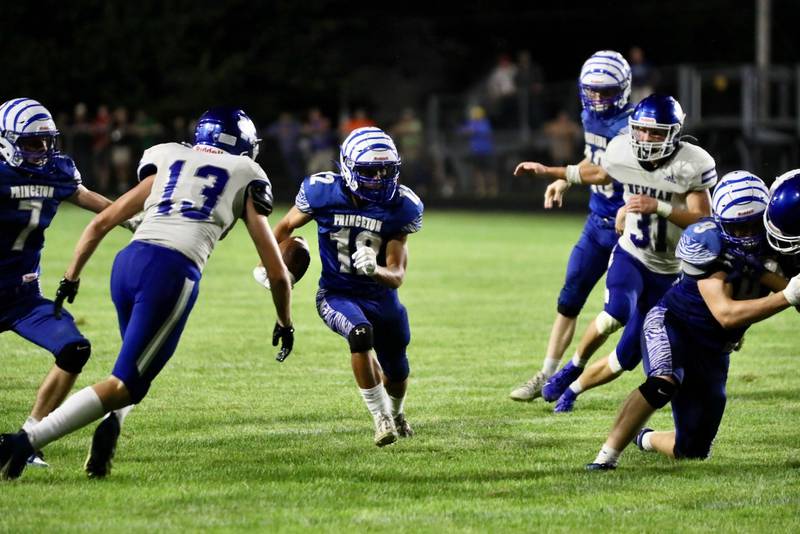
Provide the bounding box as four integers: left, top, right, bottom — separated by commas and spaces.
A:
352, 246, 377, 275
120, 212, 144, 233
272, 322, 294, 362
783, 273, 800, 307
253, 265, 270, 290
54, 277, 80, 319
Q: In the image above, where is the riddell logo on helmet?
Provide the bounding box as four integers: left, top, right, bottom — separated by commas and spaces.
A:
639, 117, 657, 123
374, 156, 389, 161
738, 208, 754, 216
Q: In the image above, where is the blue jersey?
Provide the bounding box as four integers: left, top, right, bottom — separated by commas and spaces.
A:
660, 219, 768, 351
296, 173, 423, 296
581, 105, 631, 219
0, 156, 81, 289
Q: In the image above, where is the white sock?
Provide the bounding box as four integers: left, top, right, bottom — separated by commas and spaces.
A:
571, 351, 586, 368
26, 387, 105, 450
359, 384, 391, 420
388, 394, 405, 417
593, 443, 620, 466
541, 358, 560, 377
641, 430, 654, 451
22, 416, 39, 434
113, 405, 135, 426
569, 380, 583, 394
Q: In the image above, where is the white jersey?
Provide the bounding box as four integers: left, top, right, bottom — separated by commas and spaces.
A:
132, 143, 271, 270
602, 135, 717, 274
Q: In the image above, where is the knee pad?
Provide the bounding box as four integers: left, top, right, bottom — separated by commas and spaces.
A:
638, 376, 677, 409
55, 340, 91, 374
348, 323, 373, 353
595, 311, 622, 336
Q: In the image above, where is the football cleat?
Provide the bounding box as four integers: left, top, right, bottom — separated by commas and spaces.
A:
373, 413, 398, 447
84, 413, 121, 478
509, 371, 547, 401
542, 362, 582, 402
554, 389, 578, 413
585, 462, 617, 471
393, 414, 414, 438
634, 427, 654, 451
26, 450, 49, 468
0, 431, 34, 480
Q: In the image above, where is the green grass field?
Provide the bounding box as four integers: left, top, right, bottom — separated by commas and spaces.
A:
2, 204, 799, 532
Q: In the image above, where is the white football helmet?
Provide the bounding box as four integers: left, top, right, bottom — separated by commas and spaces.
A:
579, 50, 632, 117
0, 98, 60, 171
339, 127, 401, 203
712, 171, 769, 250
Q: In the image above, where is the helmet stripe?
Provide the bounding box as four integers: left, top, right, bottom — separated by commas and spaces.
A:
1, 97, 29, 129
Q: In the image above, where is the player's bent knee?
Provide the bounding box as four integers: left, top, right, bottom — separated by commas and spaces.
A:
380, 356, 410, 382
638, 376, 677, 409
54, 340, 91, 374
556, 301, 581, 319
348, 323, 374, 353
595, 311, 622, 336
674, 442, 712, 460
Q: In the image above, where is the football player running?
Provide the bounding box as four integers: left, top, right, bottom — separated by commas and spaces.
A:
587, 172, 800, 470
273, 127, 423, 447
509, 51, 632, 402
0, 107, 294, 480
542, 94, 716, 412
0, 98, 134, 468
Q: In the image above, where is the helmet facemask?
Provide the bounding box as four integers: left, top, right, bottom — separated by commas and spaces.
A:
629, 120, 681, 162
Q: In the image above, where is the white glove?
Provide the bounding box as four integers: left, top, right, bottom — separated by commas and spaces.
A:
120, 212, 144, 233
253, 266, 270, 290
352, 247, 377, 275
783, 273, 800, 306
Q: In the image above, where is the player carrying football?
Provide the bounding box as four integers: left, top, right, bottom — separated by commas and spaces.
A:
273, 127, 423, 447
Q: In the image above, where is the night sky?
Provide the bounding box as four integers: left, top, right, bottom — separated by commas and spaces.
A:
2, 1, 798, 120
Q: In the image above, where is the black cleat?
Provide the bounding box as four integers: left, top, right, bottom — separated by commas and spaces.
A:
585, 462, 617, 471
393, 414, 415, 438
84, 413, 121, 478
0, 432, 34, 480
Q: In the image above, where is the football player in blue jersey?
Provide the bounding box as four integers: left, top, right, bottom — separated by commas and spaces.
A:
537, 94, 716, 413
586, 172, 800, 470
0, 107, 293, 480
764, 169, 800, 277
509, 51, 633, 402
272, 127, 423, 447
0, 98, 133, 468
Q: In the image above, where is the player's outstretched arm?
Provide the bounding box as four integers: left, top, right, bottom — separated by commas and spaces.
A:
698, 271, 798, 329
64, 176, 154, 282
353, 234, 409, 289
244, 198, 292, 327
68, 184, 114, 213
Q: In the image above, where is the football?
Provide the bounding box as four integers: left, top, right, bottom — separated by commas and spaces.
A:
280, 235, 311, 284
252, 236, 311, 290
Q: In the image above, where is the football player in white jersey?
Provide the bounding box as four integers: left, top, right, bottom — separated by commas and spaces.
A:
540, 94, 716, 412
0, 107, 294, 480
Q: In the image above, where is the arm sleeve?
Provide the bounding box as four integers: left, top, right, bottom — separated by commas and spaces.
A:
245, 179, 274, 216
295, 182, 313, 214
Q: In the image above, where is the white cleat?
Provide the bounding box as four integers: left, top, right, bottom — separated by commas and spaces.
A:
509, 371, 547, 401
374, 414, 398, 447
26, 450, 49, 468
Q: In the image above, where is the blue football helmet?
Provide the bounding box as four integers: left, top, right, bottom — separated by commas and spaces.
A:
0, 98, 60, 172
578, 50, 631, 118
339, 127, 401, 204
194, 107, 260, 159
764, 169, 800, 255
629, 94, 685, 162
712, 171, 769, 250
